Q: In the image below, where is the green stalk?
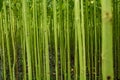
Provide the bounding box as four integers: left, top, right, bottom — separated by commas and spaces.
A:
8, 1, 16, 79
22, 0, 32, 80
74, 0, 86, 79
32, 0, 39, 79
74, 0, 81, 80
84, 1, 91, 80
66, 0, 71, 80
38, 8, 43, 80
113, 0, 117, 79
93, 0, 97, 80
101, 0, 114, 79
74, 21, 78, 80
79, 0, 86, 79
97, 1, 102, 79
0, 12, 6, 80
42, 32, 46, 80
21, 31, 26, 80
53, 0, 58, 79
43, 0, 50, 80
3, 2, 12, 80
63, 0, 67, 80
59, 1, 64, 79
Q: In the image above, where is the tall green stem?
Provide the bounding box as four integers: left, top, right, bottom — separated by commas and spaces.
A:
101, 0, 114, 79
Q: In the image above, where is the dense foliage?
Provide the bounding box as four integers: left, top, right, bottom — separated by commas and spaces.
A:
0, 0, 120, 80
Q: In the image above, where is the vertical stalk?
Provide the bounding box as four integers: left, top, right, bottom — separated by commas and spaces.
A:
63, 0, 67, 80
101, 0, 114, 79
66, 0, 71, 80
80, 0, 86, 79
84, 1, 90, 80
0, 12, 6, 80
93, 0, 97, 80
8, 0, 16, 79
59, 1, 64, 79
22, 0, 32, 80
74, 0, 86, 79
74, 20, 78, 80
43, 0, 50, 80
21, 31, 26, 80
32, 0, 39, 79
3, 2, 12, 80
53, 0, 58, 79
